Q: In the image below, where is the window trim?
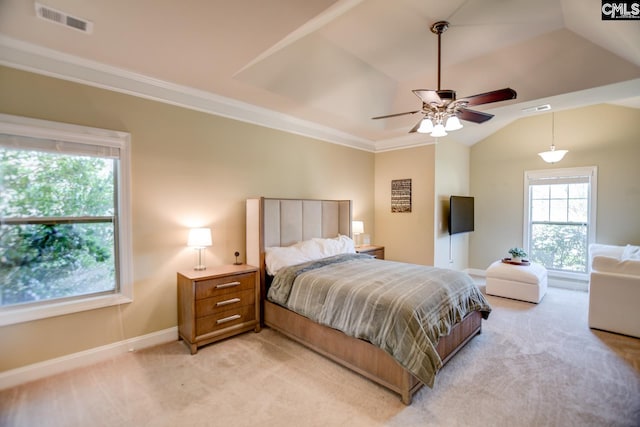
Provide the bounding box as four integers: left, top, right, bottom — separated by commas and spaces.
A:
0, 113, 132, 326
523, 166, 597, 281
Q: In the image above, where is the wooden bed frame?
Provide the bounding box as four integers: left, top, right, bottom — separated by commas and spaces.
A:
246, 198, 482, 404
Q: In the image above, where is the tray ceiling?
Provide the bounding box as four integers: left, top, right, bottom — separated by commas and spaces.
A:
1, 0, 639, 151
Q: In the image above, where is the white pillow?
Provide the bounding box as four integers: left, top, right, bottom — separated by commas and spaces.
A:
312, 235, 356, 257
622, 244, 640, 261
264, 235, 356, 276
264, 244, 310, 276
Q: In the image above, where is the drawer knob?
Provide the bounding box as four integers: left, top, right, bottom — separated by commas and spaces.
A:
216, 314, 241, 324
216, 297, 241, 307
216, 281, 240, 289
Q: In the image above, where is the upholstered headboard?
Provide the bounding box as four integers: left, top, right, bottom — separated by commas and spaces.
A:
246, 197, 352, 295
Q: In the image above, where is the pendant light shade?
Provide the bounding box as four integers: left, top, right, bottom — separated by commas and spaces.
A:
538, 146, 568, 163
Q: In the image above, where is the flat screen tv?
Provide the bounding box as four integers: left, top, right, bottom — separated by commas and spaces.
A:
449, 196, 474, 235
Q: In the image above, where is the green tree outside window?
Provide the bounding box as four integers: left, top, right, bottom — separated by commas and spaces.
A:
1, 149, 117, 306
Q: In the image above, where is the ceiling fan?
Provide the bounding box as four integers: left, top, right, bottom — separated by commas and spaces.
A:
372, 21, 517, 137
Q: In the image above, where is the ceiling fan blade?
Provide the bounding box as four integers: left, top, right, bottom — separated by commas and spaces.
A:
458, 108, 494, 124
412, 90, 442, 105
372, 110, 421, 120
409, 118, 424, 133
458, 88, 517, 107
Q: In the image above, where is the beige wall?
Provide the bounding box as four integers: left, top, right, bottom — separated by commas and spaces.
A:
470, 104, 640, 270
0, 66, 375, 371
374, 145, 435, 265
434, 140, 470, 270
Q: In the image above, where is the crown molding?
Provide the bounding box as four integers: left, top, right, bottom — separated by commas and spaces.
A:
0, 35, 381, 152
373, 132, 438, 152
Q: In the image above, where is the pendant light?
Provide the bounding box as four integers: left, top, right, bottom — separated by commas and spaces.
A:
538, 113, 568, 163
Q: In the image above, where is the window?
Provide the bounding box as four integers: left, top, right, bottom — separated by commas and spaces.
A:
524, 167, 597, 278
0, 114, 132, 326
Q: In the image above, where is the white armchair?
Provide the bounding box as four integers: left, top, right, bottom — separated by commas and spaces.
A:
588, 243, 640, 338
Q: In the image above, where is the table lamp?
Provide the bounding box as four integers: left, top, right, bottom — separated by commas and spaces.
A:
352, 221, 364, 247
187, 227, 212, 270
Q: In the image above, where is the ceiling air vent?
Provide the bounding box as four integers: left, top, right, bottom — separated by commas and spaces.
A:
521, 104, 551, 114
35, 2, 93, 34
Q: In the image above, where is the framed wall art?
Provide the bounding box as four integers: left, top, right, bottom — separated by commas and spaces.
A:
391, 178, 412, 213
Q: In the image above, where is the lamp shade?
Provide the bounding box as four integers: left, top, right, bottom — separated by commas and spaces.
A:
352, 221, 364, 235
187, 228, 212, 248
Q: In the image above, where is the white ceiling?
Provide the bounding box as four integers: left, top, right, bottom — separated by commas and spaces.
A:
1, 0, 639, 151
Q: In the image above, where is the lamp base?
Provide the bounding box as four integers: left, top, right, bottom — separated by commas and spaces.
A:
193, 248, 206, 271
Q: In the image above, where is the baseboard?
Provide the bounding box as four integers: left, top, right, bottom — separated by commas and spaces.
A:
548, 277, 588, 292
0, 326, 178, 391
465, 268, 486, 278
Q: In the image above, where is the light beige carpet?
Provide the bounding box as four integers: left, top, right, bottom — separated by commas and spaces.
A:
2, 286, 639, 427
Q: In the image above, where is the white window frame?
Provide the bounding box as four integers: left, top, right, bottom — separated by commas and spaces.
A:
0, 114, 133, 326
523, 166, 597, 281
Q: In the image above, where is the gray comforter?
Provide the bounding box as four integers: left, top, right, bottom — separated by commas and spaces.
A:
268, 253, 491, 387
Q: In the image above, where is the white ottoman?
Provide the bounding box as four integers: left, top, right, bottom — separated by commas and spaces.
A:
485, 260, 548, 303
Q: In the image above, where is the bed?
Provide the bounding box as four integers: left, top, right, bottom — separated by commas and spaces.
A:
246, 197, 491, 404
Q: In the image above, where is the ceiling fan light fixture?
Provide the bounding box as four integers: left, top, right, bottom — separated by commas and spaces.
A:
431, 123, 447, 137
371, 21, 516, 135
444, 115, 463, 131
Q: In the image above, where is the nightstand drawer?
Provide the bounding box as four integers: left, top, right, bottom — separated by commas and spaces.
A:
195, 289, 255, 318
369, 248, 384, 259
195, 272, 255, 299
195, 305, 256, 336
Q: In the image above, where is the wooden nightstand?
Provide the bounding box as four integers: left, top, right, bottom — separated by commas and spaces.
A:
356, 245, 385, 260
177, 264, 260, 354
